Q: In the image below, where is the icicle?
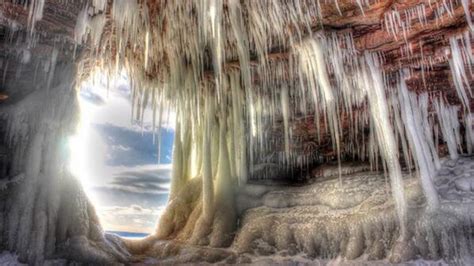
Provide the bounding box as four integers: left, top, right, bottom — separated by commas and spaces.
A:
448, 36, 472, 110
208, 0, 224, 101
363, 52, 408, 239
281, 85, 290, 162
434, 99, 460, 160
356, 0, 366, 16
466, 113, 474, 154
144, 30, 150, 70
419, 94, 441, 170
461, 0, 474, 32
334, 0, 343, 16
390, 92, 413, 172
297, 36, 343, 182
229, 73, 248, 185
74, 8, 89, 45
92, 0, 107, 14
46, 48, 58, 92
27, 0, 45, 36
88, 14, 106, 49
398, 77, 439, 211
228, 0, 251, 92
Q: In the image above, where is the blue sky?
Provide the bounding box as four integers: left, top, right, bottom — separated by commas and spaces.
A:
68, 73, 175, 233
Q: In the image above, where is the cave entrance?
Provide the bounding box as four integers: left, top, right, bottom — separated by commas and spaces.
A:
68, 71, 175, 238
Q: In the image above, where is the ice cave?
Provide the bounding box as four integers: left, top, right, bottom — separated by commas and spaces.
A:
0, 0, 474, 265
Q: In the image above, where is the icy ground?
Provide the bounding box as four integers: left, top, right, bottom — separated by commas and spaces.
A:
44, 157, 474, 265
129, 156, 474, 265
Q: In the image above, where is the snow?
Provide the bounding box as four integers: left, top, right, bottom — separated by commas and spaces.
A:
233, 156, 474, 263
137, 156, 474, 264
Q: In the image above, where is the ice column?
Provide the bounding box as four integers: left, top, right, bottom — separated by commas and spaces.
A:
363, 53, 409, 239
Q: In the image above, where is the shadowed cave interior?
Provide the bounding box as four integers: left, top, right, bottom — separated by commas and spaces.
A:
0, 0, 474, 265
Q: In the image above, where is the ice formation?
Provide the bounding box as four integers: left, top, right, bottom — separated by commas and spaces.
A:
0, 0, 473, 264
448, 34, 473, 110
0, 61, 129, 264
435, 99, 462, 160
398, 78, 440, 210
27, 0, 45, 35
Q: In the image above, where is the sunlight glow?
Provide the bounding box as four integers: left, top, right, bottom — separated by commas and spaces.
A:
66, 70, 175, 234
67, 71, 130, 204
68, 92, 107, 204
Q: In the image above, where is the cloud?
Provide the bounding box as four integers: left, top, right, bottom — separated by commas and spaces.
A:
92, 123, 174, 166
83, 164, 172, 207
97, 204, 165, 233
105, 164, 172, 195
90, 186, 169, 209
100, 205, 162, 216
131, 204, 143, 212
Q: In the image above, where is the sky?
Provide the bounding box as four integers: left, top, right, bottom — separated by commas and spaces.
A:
68, 73, 175, 234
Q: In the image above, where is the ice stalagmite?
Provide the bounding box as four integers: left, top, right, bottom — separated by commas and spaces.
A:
202, 96, 215, 222
209, 107, 236, 247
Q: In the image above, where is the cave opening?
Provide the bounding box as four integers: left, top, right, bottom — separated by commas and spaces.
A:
68, 71, 175, 237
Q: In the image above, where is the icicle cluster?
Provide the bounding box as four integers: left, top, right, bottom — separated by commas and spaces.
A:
448, 32, 473, 110
27, 0, 45, 36
66, 0, 474, 245
383, 4, 428, 42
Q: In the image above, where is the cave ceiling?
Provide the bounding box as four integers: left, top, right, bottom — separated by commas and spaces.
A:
0, 0, 472, 164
